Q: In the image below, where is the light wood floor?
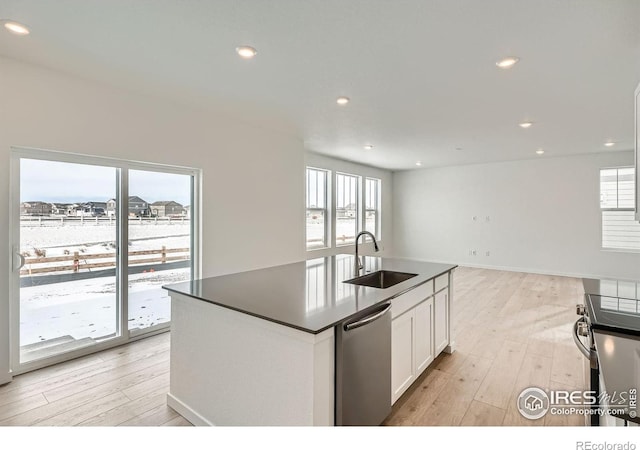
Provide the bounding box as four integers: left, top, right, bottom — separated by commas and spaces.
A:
0, 331, 186, 426
385, 267, 585, 426
0, 267, 586, 426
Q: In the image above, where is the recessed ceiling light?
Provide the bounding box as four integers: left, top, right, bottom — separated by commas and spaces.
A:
415, 161, 422, 166
2, 20, 30, 35
364, 144, 374, 150
536, 149, 545, 155
519, 121, 533, 129
236, 46, 257, 59
604, 142, 615, 147
336, 96, 350, 105
496, 56, 520, 69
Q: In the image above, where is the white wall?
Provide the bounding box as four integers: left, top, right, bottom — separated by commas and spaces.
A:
393, 151, 640, 280
0, 56, 305, 384
305, 152, 393, 258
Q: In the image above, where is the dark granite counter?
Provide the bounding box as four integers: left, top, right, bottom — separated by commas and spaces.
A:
164, 254, 457, 334
583, 278, 640, 336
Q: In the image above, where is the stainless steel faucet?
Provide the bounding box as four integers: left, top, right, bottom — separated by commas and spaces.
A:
354, 231, 380, 276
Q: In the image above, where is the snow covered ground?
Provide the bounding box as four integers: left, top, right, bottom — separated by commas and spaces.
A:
21, 220, 190, 256
20, 268, 189, 346
19, 215, 377, 353
306, 217, 377, 248
19, 221, 191, 349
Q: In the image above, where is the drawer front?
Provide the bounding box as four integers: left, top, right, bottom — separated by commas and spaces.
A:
435, 273, 449, 292
391, 280, 434, 318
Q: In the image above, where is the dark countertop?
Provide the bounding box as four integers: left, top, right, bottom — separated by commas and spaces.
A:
582, 278, 640, 337
582, 278, 640, 301
163, 255, 457, 334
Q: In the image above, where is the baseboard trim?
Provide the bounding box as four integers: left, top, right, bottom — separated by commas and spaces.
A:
167, 393, 214, 426
390, 256, 636, 281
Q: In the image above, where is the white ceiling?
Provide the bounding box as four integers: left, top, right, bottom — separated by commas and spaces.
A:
1, 0, 639, 170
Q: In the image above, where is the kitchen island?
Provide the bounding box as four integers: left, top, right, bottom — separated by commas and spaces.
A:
163, 254, 457, 426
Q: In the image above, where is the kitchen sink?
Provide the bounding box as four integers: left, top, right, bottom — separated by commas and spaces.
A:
343, 270, 418, 289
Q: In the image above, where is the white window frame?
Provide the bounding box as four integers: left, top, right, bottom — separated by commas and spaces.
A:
9, 146, 202, 374
305, 167, 383, 252
600, 166, 640, 252
305, 167, 330, 251
335, 171, 361, 247
363, 177, 382, 240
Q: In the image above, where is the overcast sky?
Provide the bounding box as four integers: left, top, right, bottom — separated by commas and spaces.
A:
20, 159, 191, 205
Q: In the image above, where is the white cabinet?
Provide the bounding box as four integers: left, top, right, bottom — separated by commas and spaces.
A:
391, 297, 435, 404
391, 271, 453, 404
391, 308, 415, 403
391, 297, 433, 403
434, 290, 449, 356
414, 298, 434, 374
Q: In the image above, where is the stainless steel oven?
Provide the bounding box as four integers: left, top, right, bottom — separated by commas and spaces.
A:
579, 278, 640, 426
573, 300, 600, 426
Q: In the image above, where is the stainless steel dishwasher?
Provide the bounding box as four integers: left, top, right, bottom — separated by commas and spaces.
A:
335, 302, 392, 426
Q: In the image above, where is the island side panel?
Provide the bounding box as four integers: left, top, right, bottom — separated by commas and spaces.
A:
167, 292, 335, 426
445, 269, 455, 354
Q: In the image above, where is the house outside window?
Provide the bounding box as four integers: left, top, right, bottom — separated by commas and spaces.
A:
600, 167, 640, 251
306, 168, 329, 250
306, 166, 382, 251
106, 198, 117, 217
151, 201, 185, 218
364, 177, 381, 239
128, 195, 149, 217
335, 172, 359, 246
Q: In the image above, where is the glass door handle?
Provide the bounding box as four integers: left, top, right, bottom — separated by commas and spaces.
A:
14, 252, 25, 271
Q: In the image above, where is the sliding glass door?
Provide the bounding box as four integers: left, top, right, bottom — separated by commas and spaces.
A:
10, 148, 199, 372
17, 159, 119, 364
127, 170, 193, 335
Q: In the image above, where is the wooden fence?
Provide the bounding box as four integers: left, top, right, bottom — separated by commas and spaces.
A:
20, 215, 190, 226
20, 247, 190, 276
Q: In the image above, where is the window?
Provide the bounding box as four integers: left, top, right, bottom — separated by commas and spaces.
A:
305, 166, 382, 251
364, 177, 381, 239
306, 168, 329, 250
600, 167, 640, 250
336, 172, 359, 246
12, 147, 200, 371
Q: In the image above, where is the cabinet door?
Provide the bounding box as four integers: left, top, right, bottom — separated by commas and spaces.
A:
414, 298, 434, 375
434, 290, 449, 356
391, 310, 415, 404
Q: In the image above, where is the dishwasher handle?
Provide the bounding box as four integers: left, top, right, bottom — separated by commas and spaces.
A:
573, 317, 591, 359
344, 303, 391, 331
